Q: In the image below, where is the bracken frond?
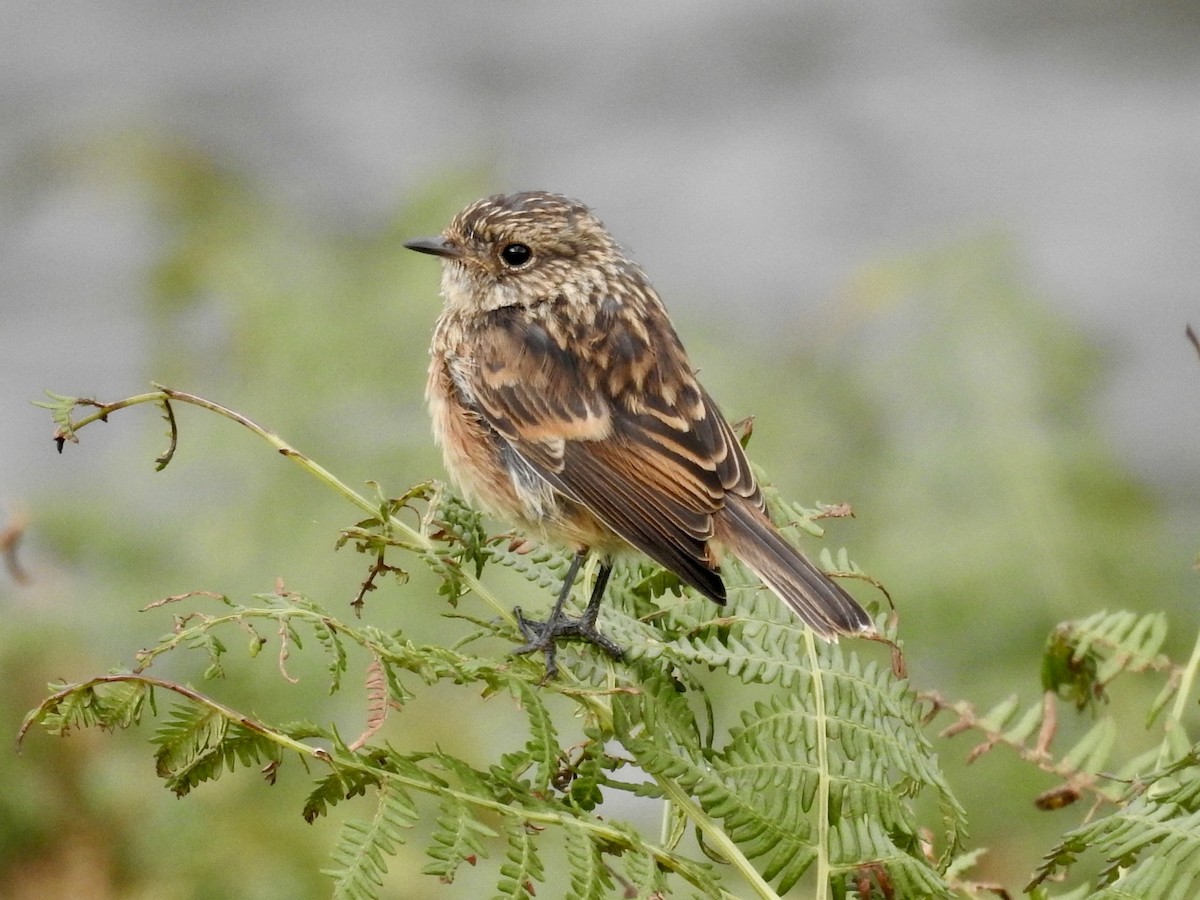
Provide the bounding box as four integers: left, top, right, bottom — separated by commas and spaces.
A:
325, 781, 420, 900
423, 796, 496, 884
1030, 745, 1200, 897
495, 817, 546, 900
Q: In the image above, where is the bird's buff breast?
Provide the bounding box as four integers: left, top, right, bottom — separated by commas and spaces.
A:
426, 350, 618, 553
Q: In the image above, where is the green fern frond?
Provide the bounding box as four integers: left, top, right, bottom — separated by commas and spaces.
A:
31, 677, 150, 736
303, 767, 382, 823
430, 492, 491, 578
423, 796, 497, 884
512, 679, 560, 792
181, 628, 228, 679
152, 704, 225, 779
151, 703, 281, 797
1031, 745, 1200, 897
33, 389, 85, 432
830, 815, 953, 898
664, 594, 818, 689
614, 633, 962, 895
104, 677, 151, 729
486, 537, 578, 596
325, 781, 420, 900
495, 818, 545, 900
615, 677, 820, 889
644, 667, 710, 748
1067, 610, 1170, 678
1044, 610, 1174, 714
625, 565, 686, 605
292, 596, 350, 692
616, 841, 671, 899
560, 739, 607, 812
28, 380, 974, 899
1058, 718, 1117, 774
562, 826, 614, 900
998, 695, 1047, 746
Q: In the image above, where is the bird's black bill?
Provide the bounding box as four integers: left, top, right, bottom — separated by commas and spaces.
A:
404, 236, 460, 258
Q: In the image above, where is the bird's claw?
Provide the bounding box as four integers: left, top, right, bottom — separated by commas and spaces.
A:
512, 605, 624, 680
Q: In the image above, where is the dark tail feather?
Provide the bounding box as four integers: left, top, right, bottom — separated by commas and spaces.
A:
715, 495, 874, 637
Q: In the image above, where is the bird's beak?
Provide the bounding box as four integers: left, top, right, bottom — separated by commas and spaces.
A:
404, 236, 462, 259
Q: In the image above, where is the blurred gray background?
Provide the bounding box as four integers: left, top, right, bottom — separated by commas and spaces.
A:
3, 2, 1198, 506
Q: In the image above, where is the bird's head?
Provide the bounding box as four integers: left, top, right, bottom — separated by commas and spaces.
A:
405, 191, 624, 313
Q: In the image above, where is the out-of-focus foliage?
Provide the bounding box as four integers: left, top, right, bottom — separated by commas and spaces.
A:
5, 135, 1195, 897
720, 231, 1192, 886
6, 134, 492, 899
21, 435, 962, 898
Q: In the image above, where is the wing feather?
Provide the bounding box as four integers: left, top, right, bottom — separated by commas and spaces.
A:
462, 298, 757, 601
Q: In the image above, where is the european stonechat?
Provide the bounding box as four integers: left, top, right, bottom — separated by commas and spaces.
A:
407, 191, 873, 677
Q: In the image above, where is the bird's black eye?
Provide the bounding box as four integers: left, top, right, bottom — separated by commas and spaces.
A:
499, 242, 533, 268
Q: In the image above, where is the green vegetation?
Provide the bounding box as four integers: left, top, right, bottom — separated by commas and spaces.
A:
6, 137, 1197, 898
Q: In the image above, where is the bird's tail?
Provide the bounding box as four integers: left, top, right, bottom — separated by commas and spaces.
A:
715, 495, 874, 637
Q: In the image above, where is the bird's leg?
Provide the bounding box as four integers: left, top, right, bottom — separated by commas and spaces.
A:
513, 553, 623, 679
516, 551, 584, 648
577, 560, 614, 633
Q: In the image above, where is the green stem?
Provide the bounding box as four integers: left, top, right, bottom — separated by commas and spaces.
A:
804, 629, 832, 900
132, 604, 382, 673
27, 673, 729, 899
1155, 621, 1200, 771
653, 774, 782, 900
22, 673, 316, 759
56, 386, 515, 626
51, 385, 620, 715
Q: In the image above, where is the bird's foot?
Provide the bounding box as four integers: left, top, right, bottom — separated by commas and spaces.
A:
512, 606, 624, 680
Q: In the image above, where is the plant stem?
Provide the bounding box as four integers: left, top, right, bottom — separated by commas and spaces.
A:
56, 386, 516, 625
805, 628, 832, 900
653, 774, 782, 900
28, 673, 735, 899
22, 673, 317, 759
53, 386, 636, 717
1155, 621, 1200, 771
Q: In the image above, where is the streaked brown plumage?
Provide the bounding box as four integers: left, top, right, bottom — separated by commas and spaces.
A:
406, 191, 873, 676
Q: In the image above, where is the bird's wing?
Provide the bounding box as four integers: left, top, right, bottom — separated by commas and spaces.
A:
457, 300, 759, 601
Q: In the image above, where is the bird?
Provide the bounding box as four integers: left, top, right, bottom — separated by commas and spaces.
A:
405, 191, 873, 677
